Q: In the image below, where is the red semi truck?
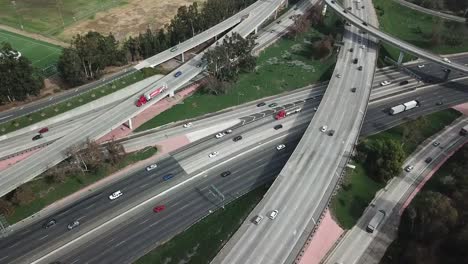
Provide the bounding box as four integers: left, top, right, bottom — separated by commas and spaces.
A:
136, 84, 167, 107
275, 107, 302, 120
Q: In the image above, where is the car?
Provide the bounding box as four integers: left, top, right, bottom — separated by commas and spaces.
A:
215, 132, 225, 139
343, 9, 347, 13
196, 63, 203, 68
162, 174, 174, 181
220, 171, 231, 177
320, 125, 328, 132
352, 58, 358, 64
257, 102, 266, 107
443, 68, 451, 73
360, 44, 366, 49
294, 7, 298, 10
328, 130, 335, 136
224, 129, 233, 134
268, 210, 279, 220
170, 47, 178, 52
276, 20, 281, 24
268, 103, 278, 107
362, 22, 368, 26
345, 22, 351, 26
270, 29, 275, 33
357, 66, 363, 71
313, 107, 318, 111
32, 134, 43, 141
276, 144, 286, 151
153, 205, 166, 213
67, 220, 80, 230
233, 135, 243, 142
380, 80, 391, 86
183, 122, 193, 128
208, 151, 219, 158
274, 124, 283, 130
43, 219, 57, 229
336, 73, 341, 78
417, 64, 425, 68
399, 80, 409, 85
351, 87, 357, 93
433, 141, 440, 146
425, 157, 433, 163
349, 48, 354, 52
146, 164, 158, 171
109, 190, 123, 200
252, 215, 263, 225
443, 57, 451, 63
38, 127, 49, 134
436, 101, 443, 106
174, 71, 182, 77
347, 7, 352, 10
404, 165, 414, 172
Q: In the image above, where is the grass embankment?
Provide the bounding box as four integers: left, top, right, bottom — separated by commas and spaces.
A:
136, 184, 269, 264
5, 147, 157, 224
373, 0, 468, 65
0, 67, 162, 136
135, 12, 342, 132
0, 0, 127, 35
331, 109, 461, 228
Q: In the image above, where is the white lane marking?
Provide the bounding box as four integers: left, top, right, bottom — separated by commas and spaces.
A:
70, 258, 80, 264
139, 219, 150, 225
39, 235, 48, 241
84, 204, 95, 210
139, 183, 149, 189
0, 115, 12, 121
0, 256, 9, 261
8, 242, 19, 249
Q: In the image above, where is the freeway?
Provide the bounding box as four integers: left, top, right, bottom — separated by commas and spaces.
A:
391, 0, 466, 23
211, 0, 380, 262
0, 0, 291, 198
324, 117, 468, 264
325, 0, 468, 74
1, 70, 467, 263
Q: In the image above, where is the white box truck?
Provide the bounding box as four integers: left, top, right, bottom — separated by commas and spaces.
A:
366, 210, 386, 233
389, 100, 419, 115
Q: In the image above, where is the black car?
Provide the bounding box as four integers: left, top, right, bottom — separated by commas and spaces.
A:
399, 80, 409, 85
328, 130, 335, 136
32, 134, 43, 141
352, 58, 358, 64
274, 124, 283, 130
362, 22, 368, 26
436, 101, 443, 106
221, 171, 231, 177
425, 157, 433, 163
349, 48, 354, 52
233, 135, 243, 142
257, 102, 266, 107
43, 219, 57, 229
351, 87, 357, 93
357, 66, 363, 71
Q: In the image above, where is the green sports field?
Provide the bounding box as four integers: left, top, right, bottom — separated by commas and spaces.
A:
0, 29, 62, 74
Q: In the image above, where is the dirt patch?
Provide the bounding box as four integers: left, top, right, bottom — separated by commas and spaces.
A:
59, 0, 205, 41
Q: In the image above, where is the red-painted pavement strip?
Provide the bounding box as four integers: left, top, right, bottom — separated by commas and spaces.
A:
0, 149, 41, 171
297, 210, 344, 264
452, 102, 468, 116
98, 84, 199, 143
399, 140, 468, 214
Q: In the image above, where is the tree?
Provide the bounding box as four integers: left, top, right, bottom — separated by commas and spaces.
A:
307, 4, 324, 26
312, 35, 334, 60
58, 48, 85, 86
10, 186, 35, 205
201, 75, 230, 95
0, 199, 14, 217
0, 42, 44, 104
105, 140, 126, 165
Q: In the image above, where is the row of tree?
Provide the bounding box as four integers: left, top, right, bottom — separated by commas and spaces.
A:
0, 43, 44, 104
383, 144, 468, 264
0, 140, 126, 215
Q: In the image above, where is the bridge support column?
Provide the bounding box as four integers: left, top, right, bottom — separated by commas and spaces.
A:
127, 118, 133, 130
274, 9, 278, 20
254, 27, 258, 34
397, 51, 404, 66
443, 70, 451, 81
181, 52, 185, 63
169, 90, 175, 97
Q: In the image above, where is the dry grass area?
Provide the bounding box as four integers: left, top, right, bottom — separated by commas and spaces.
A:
58, 0, 205, 41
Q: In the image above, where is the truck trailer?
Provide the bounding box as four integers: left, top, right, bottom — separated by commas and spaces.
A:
275, 107, 302, 120
460, 124, 468, 136
389, 100, 419, 115
136, 84, 167, 107
366, 209, 386, 233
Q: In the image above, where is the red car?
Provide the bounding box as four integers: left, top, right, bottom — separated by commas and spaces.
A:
38, 127, 49, 134
153, 205, 166, 213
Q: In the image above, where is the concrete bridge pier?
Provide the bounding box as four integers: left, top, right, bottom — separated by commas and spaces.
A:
127, 118, 133, 130
397, 51, 405, 66
181, 52, 185, 63
169, 90, 175, 97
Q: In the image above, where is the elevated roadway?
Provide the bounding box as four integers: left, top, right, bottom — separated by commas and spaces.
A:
325, 0, 468, 74
391, 0, 466, 23
212, 0, 380, 262
2, 76, 467, 263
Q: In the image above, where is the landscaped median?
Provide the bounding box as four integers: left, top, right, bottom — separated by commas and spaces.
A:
0, 67, 165, 136
331, 109, 462, 228
0, 146, 157, 225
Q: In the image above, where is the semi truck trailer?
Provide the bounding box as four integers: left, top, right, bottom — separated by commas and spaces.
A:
389, 100, 419, 115
275, 107, 302, 120
136, 84, 167, 107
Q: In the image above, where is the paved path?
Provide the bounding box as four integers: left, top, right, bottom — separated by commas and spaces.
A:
0, 24, 69, 47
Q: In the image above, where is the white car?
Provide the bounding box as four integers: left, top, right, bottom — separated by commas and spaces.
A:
404, 165, 414, 172
443, 57, 451, 63
268, 210, 279, 220
109, 190, 123, 200
417, 64, 425, 68
360, 44, 365, 49
336, 73, 341, 78
224, 129, 233, 134
320, 125, 328, 132
313, 107, 318, 111
276, 144, 286, 151
183, 122, 192, 128
380, 80, 391, 86
208, 151, 219, 158
215, 133, 225, 139
146, 164, 157, 171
